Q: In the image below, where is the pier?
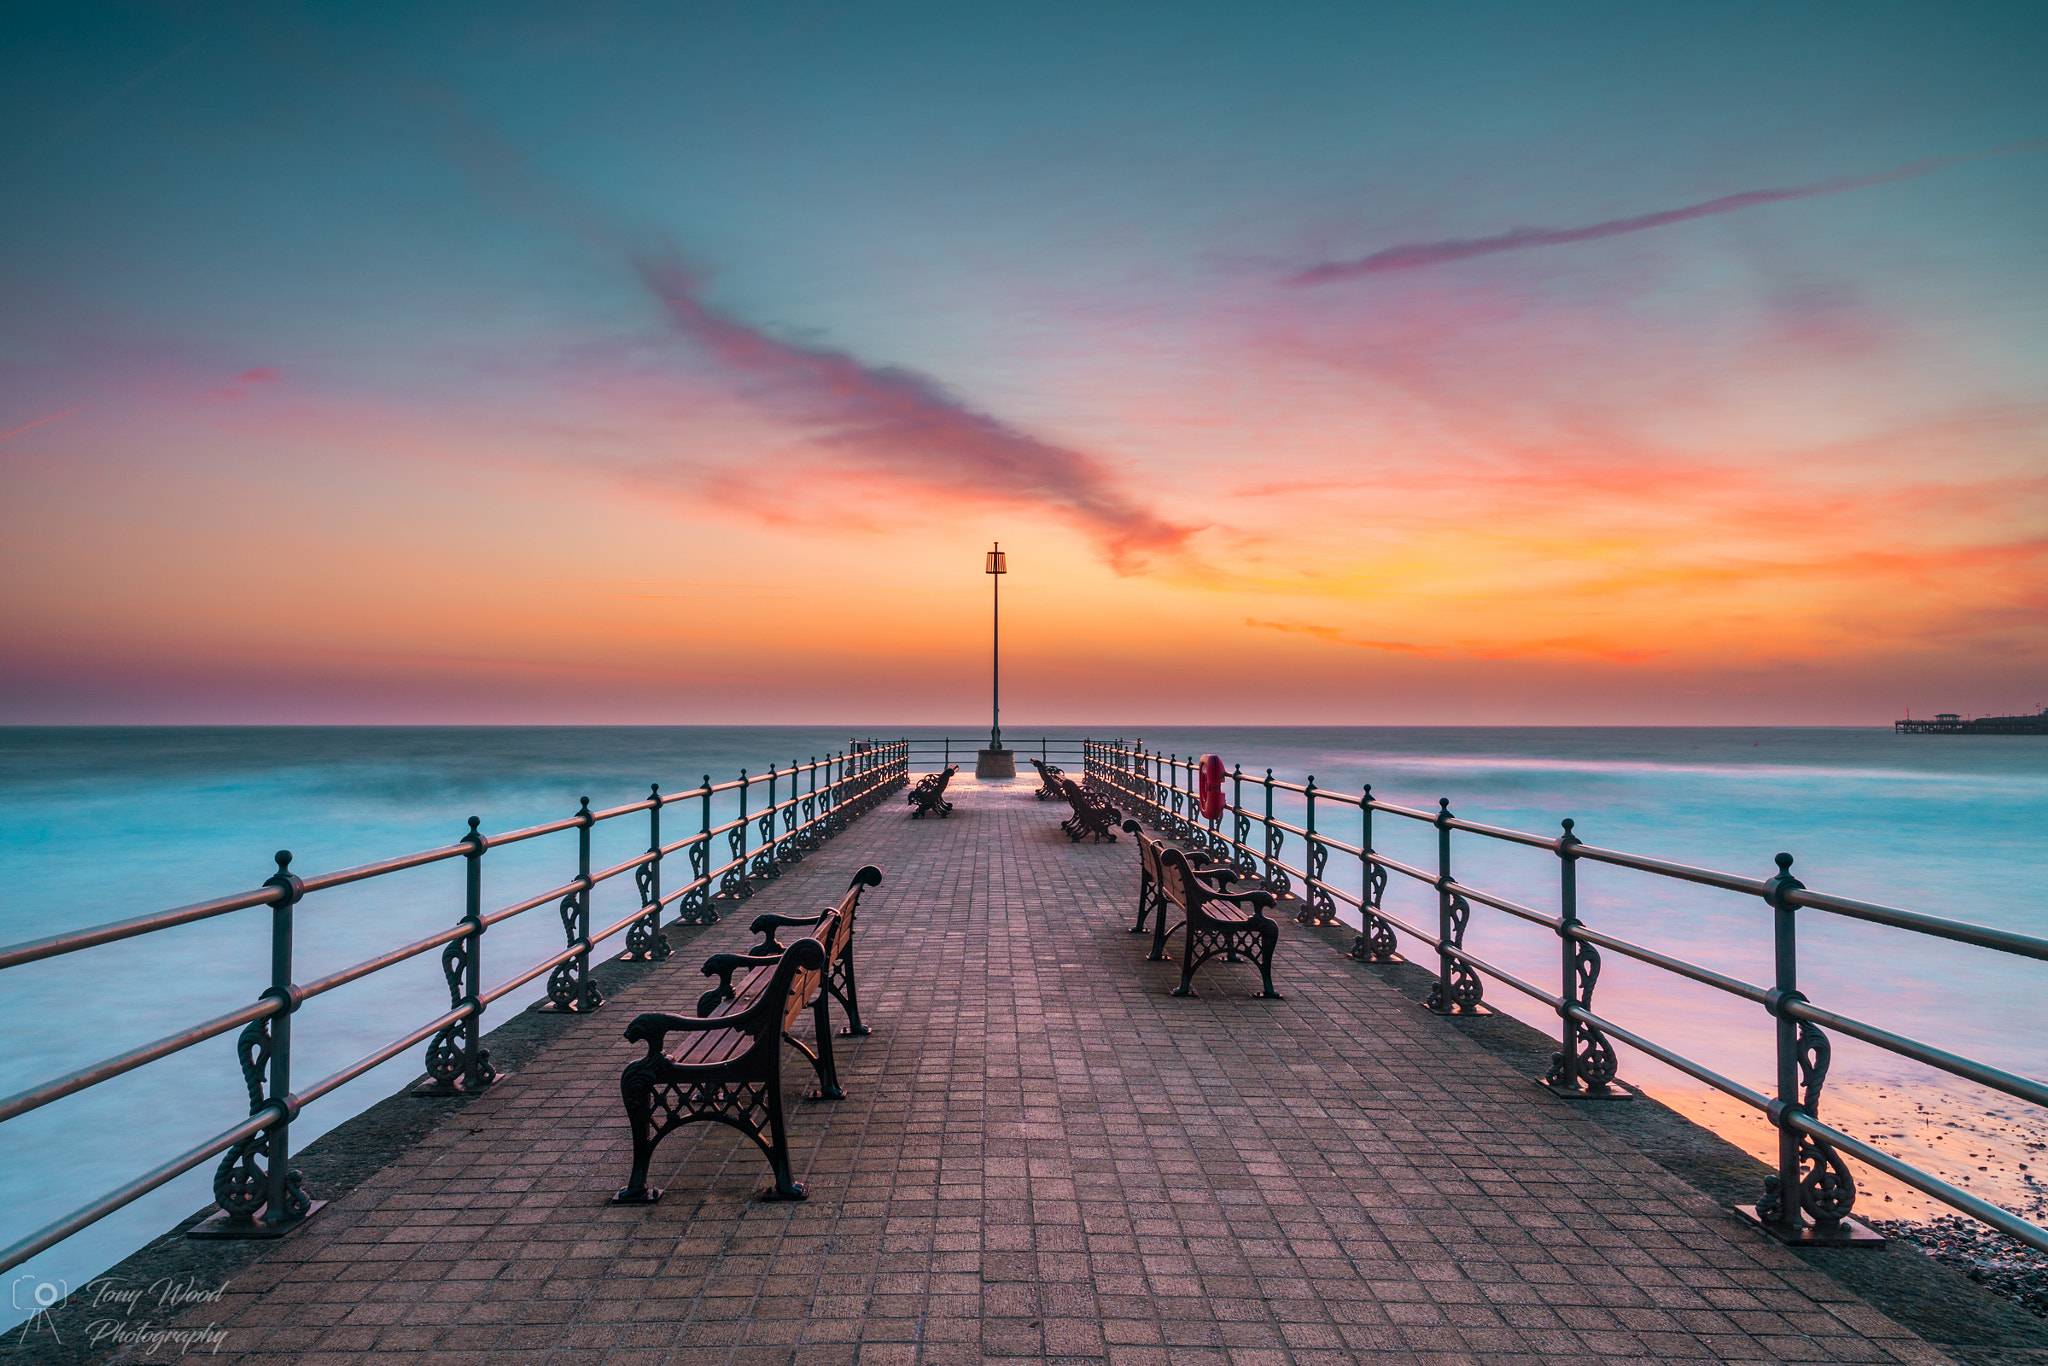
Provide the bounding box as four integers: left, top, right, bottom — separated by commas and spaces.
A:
13, 774, 2046, 1363
1894, 709, 2048, 735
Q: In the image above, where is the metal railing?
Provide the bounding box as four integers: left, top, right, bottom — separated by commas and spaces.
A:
1082, 739, 2048, 1254
904, 737, 1088, 770
0, 740, 910, 1276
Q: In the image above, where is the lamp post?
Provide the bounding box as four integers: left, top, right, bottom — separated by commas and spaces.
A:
976, 542, 1015, 778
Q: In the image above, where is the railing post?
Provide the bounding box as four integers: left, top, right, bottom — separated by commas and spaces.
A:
544, 798, 604, 1012
1301, 776, 1335, 925
1230, 765, 1253, 875
1351, 786, 1397, 961
625, 787, 671, 961
721, 770, 752, 902
752, 764, 780, 882
1543, 819, 1616, 1094
196, 851, 314, 1238
1424, 798, 1481, 1014
802, 756, 819, 853
417, 819, 499, 1095
680, 776, 715, 924
1173, 753, 1185, 834
828, 751, 842, 832
1260, 768, 1289, 896
1748, 852, 1872, 1243
459, 819, 495, 1085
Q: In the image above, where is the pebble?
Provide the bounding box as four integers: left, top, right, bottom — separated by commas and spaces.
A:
1870, 1215, 2048, 1319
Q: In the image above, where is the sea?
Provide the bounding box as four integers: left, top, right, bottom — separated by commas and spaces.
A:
1, 725, 2042, 1328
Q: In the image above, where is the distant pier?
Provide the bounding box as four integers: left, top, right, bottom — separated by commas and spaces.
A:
1895, 708, 2048, 734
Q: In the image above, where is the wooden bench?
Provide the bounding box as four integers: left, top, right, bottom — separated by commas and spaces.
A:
1148, 842, 1283, 999
1120, 819, 1238, 941
907, 765, 958, 819
1055, 776, 1121, 842
613, 866, 883, 1204
736, 864, 880, 1040
1027, 757, 1064, 801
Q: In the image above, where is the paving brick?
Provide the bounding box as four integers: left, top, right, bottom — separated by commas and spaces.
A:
156, 778, 1954, 1364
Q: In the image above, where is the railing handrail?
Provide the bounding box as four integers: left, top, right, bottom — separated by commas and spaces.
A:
1079, 737, 2048, 1255
0, 750, 874, 971
0, 739, 914, 1278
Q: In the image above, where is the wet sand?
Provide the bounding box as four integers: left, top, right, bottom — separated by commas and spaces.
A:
1642, 1075, 2048, 1225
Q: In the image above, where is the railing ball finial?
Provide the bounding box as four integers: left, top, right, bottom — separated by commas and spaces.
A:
649, 783, 660, 801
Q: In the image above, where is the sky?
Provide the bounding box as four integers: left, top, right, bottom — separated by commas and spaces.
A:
2, 1, 2045, 725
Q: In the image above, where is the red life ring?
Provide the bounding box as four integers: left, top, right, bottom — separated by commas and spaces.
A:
1197, 754, 1227, 821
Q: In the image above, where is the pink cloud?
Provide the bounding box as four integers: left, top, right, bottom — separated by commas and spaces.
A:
0, 406, 83, 443
1289, 137, 2048, 284
634, 252, 1193, 572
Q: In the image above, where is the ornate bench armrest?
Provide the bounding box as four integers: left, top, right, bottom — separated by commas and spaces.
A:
624, 1009, 751, 1058
1205, 887, 1277, 917
748, 909, 831, 954
697, 950, 778, 1016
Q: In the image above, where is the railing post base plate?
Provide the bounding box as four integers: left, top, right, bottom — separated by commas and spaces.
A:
1420, 999, 1493, 1017
1733, 1205, 1886, 1248
410, 1071, 509, 1099
188, 1200, 327, 1241
1537, 1076, 1639, 1101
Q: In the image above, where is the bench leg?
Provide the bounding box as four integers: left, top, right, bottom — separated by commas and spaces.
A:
806, 997, 844, 1100
1253, 920, 1283, 999
759, 1085, 806, 1201
612, 1062, 665, 1205
1149, 912, 1180, 963
832, 949, 871, 1036
1130, 873, 1154, 933
1172, 928, 1202, 996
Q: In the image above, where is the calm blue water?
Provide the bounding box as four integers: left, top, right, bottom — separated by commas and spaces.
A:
1, 725, 2042, 1325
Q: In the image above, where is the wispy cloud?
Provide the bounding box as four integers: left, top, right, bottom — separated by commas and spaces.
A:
1289, 138, 2048, 284
635, 252, 1192, 572
1247, 617, 1667, 663
0, 406, 83, 443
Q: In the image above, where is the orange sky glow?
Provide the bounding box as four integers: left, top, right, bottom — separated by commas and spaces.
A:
3, 8, 2043, 724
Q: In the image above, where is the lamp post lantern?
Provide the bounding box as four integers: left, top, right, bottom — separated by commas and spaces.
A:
976, 542, 1015, 778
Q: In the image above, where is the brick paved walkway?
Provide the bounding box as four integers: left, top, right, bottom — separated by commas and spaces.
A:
175, 776, 1950, 1365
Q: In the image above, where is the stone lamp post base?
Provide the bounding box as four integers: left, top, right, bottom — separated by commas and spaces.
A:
975, 748, 1016, 778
